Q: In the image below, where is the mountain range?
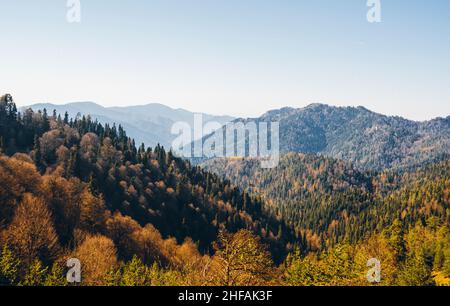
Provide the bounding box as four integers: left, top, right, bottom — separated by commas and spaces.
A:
24, 102, 449, 171
22, 102, 234, 150
200, 103, 450, 170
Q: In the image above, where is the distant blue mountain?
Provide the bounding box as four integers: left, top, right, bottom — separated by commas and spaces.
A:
22, 102, 234, 149
199, 103, 450, 170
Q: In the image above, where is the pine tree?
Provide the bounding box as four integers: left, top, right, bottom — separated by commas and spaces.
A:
121, 255, 149, 286
42, 108, 50, 132
0, 244, 21, 285
104, 267, 122, 286
22, 259, 48, 286
443, 247, 450, 278
388, 219, 407, 264
44, 263, 67, 286
397, 251, 434, 286
33, 135, 42, 170
0, 136, 4, 153
64, 111, 69, 125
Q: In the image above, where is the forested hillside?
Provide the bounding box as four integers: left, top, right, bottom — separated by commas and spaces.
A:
1, 94, 449, 286
0, 94, 294, 285
205, 104, 449, 170
203, 154, 450, 251
0, 94, 292, 257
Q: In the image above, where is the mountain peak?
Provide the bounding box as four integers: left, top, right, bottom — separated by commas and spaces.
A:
304, 102, 329, 109
249, 103, 449, 170
67, 101, 98, 106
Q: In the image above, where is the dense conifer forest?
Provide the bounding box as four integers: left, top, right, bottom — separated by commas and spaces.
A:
203, 154, 449, 251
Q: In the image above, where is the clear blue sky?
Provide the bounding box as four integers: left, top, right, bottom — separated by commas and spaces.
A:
1, 0, 449, 120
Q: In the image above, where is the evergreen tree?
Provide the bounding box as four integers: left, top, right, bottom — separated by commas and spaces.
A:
64, 111, 69, 125
22, 260, 48, 286
104, 267, 122, 286
33, 135, 42, 170
0, 245, 21, 285
388, 219, 407, 264
44, 263, 67, 286
121, 256, 149, 286
42, 108, 50, 132
397, 251, 434, 286
443, 247, 450, 278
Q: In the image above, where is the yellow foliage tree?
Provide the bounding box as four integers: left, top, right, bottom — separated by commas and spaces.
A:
5, 193, 59, 267
209, 230, 274, 286
72, 234, 118, 286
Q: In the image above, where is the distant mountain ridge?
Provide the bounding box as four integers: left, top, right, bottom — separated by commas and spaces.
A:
21, 102, 234, 149
23, 102, 449, 170
201, 103, 449, 170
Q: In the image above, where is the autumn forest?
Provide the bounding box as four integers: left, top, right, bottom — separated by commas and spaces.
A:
0, 94, 449, 286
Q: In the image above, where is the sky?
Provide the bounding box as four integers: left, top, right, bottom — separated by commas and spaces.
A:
0, 0, 449, 120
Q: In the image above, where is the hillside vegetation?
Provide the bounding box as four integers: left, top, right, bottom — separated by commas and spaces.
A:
203, 153, 449, 251
1, 94, 449, 286
202, 104, 449, 170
